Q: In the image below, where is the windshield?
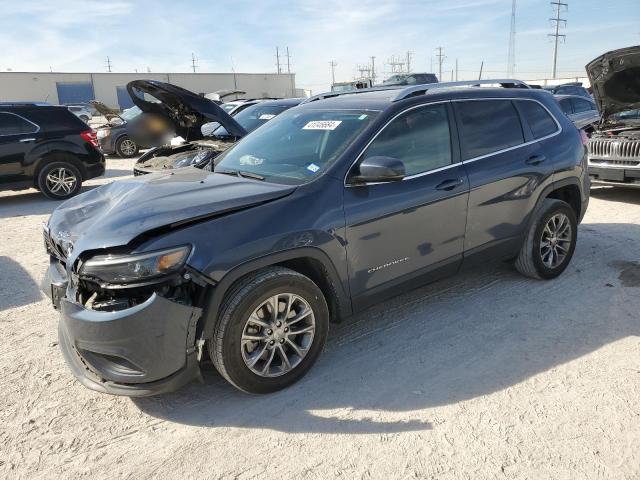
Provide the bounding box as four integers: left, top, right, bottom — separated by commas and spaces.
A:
331, 84, 356, 92
382, 75, 405, 85
611, 109, 640, 121
214, 109, 379, 185
120, 106, 141, 121
212, 103, 290, 137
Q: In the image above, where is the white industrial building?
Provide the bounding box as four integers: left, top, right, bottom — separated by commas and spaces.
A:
0, 71, 300, 109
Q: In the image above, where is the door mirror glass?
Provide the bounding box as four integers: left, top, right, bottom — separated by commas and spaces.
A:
350, 156, 405, 184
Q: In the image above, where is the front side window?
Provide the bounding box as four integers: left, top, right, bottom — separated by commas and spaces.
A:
456, 100, 524, 159
0, 112, 38, 136
517, 100, 558, 139
215, 109, 378, 185
360, 104, 452, 176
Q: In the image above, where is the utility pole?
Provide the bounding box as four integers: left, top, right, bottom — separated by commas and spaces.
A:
286, 47, 291, 73
436, 47, 445, 81
105, 56, 112, 73
406, 51, 413, 73
370, 56, 376, 84
191, 53, 198, 73
479, 60, 484, 80
455, 58, 459, 81
507, 0, 517, 77
276, 47, 281, 74
549, 1, 567, 79
329, 60, 337, 85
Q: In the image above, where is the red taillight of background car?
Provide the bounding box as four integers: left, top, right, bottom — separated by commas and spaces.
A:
80, 130, 100, 148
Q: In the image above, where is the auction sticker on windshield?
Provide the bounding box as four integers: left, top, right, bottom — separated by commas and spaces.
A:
303, 120, 342, 130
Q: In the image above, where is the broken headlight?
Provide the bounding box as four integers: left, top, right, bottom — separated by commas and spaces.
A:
80, 246, 191, 285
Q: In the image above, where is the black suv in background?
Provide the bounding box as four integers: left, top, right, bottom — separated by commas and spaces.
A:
0, 104, 105, 199
43, 80, 588, 396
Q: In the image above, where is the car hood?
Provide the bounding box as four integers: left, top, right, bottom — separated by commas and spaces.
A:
586, 45, 640, 119
136, 139, 234, 171
47, 167, 295, 265
126, 80, 247, 141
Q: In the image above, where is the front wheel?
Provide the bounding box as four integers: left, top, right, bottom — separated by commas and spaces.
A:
208, 267, 329, 394
515, 198, 578, 279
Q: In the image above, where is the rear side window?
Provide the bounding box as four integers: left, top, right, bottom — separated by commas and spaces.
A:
456, 100, 524, 160
24, 108, 85, 132
362, 104, 452, 176
571, 98, 595, 113
517, 100, 558, 139
0, 112, 38, 135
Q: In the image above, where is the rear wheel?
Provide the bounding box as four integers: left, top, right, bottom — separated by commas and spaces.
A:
208, 267, 329, 394
115, 135, 139, 158
515, 199, 577, 279
37, 161, 82, 200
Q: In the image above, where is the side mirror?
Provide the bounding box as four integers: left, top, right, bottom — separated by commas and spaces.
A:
349, 156, 405, 184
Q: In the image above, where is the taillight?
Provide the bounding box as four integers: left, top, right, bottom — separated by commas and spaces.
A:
80, 130, 100, 148
579, 129, 589, 146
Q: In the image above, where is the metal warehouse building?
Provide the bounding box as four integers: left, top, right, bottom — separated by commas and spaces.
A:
0, 72, 299, 109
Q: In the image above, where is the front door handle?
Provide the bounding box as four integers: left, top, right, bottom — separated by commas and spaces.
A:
435, 178, 464, 191
19, 138, 36, 143
526, 154, 546, 165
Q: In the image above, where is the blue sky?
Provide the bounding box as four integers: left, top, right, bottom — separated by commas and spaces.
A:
1, 0, 638, 92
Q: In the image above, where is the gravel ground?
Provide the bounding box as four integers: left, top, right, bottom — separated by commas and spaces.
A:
1, 158, 639, 479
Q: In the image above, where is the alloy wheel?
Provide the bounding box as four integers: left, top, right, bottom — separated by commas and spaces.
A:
45, 167, 78, 196
539, 213, 572, 269
120, 138, 137, 156
240, 293, 316, 377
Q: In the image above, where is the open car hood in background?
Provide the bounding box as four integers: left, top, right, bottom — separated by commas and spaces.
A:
586, 45, 640, 119
126, 80, 248, 141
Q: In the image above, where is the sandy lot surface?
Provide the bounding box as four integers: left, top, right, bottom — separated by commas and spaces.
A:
1, 158, 639, 479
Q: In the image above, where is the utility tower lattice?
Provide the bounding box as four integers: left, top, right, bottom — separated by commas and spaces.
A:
386, 55, 407, 75
329, 61, 338, 84
105, 56, 112, 73
507, 0, 517, 77
191, 53, 199, 73
549, 1, 567, 79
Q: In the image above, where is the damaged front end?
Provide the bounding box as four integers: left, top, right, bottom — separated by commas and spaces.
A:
43, 230, 207, 396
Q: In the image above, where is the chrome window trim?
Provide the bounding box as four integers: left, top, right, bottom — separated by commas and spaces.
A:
0, 111, 41, 137
344, 97, 562, 187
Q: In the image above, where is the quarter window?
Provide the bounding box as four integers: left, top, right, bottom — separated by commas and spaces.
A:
456, 100, 524, 160
0, 112, 38, 136
361, 104, 452, 177
517, 100, 558, 139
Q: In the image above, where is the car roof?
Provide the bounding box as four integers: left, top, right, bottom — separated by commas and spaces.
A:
297, 84, 552, 111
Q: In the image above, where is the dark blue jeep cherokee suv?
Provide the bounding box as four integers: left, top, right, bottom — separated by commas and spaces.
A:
42, 79, 589, 396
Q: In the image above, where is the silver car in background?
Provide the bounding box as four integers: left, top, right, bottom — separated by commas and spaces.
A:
555, 95, 600, 132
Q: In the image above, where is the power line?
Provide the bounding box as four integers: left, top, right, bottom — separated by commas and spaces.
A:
549, 1, 568, 79
507, 0, 517, 77
105, 56, 112, 73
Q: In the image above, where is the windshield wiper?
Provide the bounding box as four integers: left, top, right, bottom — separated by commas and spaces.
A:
215, 168, 265, 181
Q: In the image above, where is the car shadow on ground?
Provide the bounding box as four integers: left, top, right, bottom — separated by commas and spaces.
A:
0, 256, 42, 311
134, 223, 640, 434
591, 186, 640, 205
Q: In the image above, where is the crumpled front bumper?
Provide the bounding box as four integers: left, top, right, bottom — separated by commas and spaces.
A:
43, 263, 203, 397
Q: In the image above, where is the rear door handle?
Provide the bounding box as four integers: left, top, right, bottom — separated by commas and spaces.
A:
435, 178, 464, 191
19, 138, 36, 143
526, 155, 546, 165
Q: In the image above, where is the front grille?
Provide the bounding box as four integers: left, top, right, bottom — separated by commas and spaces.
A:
589, 139, 640, 160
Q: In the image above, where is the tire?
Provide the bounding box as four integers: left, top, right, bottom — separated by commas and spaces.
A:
208, 267, 329, 394
115, 135, 139, 158
515, 198, 578, 279
37, 161, 83, 200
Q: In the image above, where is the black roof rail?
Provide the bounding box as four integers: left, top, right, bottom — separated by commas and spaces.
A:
300, 86, 402, 104
391, 79, 531, 102
0, 102, 51, 107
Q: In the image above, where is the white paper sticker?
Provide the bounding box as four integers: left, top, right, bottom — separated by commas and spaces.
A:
306, 163, 320, 173
303, 120, 342, 131
259, 113, 276, 120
